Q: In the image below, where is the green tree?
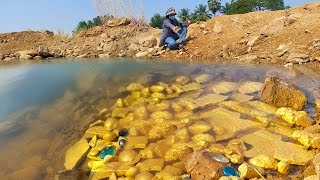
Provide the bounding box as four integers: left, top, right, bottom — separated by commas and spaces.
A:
149, 13, 166, 29
178, 8, 191, 21
191, 4, 212, 22
208, 0, 221, 17
73, 16, 105, 35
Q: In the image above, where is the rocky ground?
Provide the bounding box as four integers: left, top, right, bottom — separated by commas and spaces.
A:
0, 3, 320, 72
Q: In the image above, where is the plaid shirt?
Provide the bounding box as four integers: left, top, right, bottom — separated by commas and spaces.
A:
159, 18, 184, 47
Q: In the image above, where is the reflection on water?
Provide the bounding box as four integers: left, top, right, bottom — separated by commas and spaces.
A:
0, 59, 318, 179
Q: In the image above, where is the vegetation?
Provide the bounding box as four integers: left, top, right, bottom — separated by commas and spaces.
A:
191, 4, 212, 23
178, 8, 191, 21
208, 0, 221, 17
73, 16, 113, 34
149, 13, 166, 29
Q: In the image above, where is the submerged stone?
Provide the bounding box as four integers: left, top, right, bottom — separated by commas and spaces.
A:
182, 83, 202, 92
238, 162, 265, 179
64, 138, 90, 170
127, 83, 145, 92
238, 81, 263, 94
276, 107, 314, 127
249, 155, 278, 170
139, 159, 165, 172
213, 154, 230, 164
150, 85, 165, 93
112, 108, 129, 118
195, 74, 211, 84
125, 136, 148, 149
212, 82, 238, 94
194, 93, 228, 107
118, 149, 138, 162
222, 166, 239, 177
176, 76, 190, 85
119, 128, 129, 137
99, 147, 115, 159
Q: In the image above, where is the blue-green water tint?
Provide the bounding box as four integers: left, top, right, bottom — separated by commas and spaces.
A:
0, 59, 318, 179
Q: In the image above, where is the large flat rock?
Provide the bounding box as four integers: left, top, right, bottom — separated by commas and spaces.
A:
64, 138, 90, 170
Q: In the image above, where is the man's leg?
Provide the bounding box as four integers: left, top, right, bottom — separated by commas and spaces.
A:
165, 37, 178, 50
178, 27, 188, 43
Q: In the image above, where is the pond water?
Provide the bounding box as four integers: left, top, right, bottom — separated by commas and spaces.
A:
0, 59, 319, 180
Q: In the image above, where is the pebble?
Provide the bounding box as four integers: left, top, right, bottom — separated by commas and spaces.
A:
214, 154, 230, 164
119, 139, 126, 148
99, 147, 115, 159
222, 166, 239, 177
119, 128, 129, 137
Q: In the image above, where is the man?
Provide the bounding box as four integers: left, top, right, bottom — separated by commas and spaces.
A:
159, 7, 191, 50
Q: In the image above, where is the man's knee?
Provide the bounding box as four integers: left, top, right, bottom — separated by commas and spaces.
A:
181, 27, 188, 33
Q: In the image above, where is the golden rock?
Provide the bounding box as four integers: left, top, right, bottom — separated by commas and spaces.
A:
147, 101, 170, 112
249, 155, 279, 170
89, 135, 98, 147
119, 113, 134, 129
238, 81, 263, 94
139, 144, 156, 159
158, 82, 169, 88
171, 84, 184, 94
135, 172, 154, 180
89, 120, 105, 128
178, 98, 198, 111
225, 153, 244, 164
188, 121, 212, 135
174, 118, 193, 128
175, 128, 191, 143
127, 83, 145, 92
206, 144, 226, 154
175, 76, 190, 85
99, 108, 108, 116
125, 166, 140, 178
133, 106, 148, 120
212, 82, 238, 94
64, 138, 90, 170
192, 134, 215, 143
132, 91, 142, 99
124, 95, 137, 107
172, 102, 184, 112
139, 159, 165, 172
130, 120, 151, 136
84, 126, 111, 139
219, 176, 239, 180
238, 162, 265, 179
87, 153, 102, 161
119, 149, 138, 162
154, 172, 180, 180
141, 88, 150, 97
166, 87, 174, 94
151, 92, 166, 99
109, 173, 117, 180
91, 162, 131, 179
175, 111, 193, 119
125, 136, 148, 149
231, 93, 254, 102
277, 161, 290, 175
148, 122, 176, 140
165, 143, 193, 162
150, 111, 174, 120
292, 125, 320, 148
153, 142, 171, 158
276, 107, 314, 127
104, 117, 119, 131
102, 131, 117, 142
112, 108, 129, 118
96, 139, 112, 151
150, 85, 165, 93
89, 160, 104, 170
162, 165, 184, 176
190, 140, 209, 150
116, 98, 124, 108
194, 93, 228, 107
89, 148, 100, 156
182, 83, 202, 92
195, 74, 211, 84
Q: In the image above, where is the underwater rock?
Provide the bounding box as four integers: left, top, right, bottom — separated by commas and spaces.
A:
276, 107, 314, 127
84, 126, 112, 139
277, 161, 290, 175
212, 82, 238, 94
260, 77, 307, 111
55, 169, 80, 180
194, 93, 228, 107
183, 150, 224, 180
182, 83, 202, 92
194, 74, 211, 84
292, 125, 320, 148
127, 82, 145, 92
176, 76, 190, 85
139, 159, 165, 172
165, 143, 193, 162
188, 121, 212, 135
91, 162, 131, 179
239, 81, 263, 94
238, 162, 265, 179
249, 155, 279, 170
135, 172, 154, 180
64, 138, 90, 170
125, 136, 148, 149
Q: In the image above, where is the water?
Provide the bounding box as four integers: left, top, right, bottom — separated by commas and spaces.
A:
0, 59, 318, 179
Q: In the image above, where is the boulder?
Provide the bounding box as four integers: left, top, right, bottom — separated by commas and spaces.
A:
98, 53, 110, 59
139, 36, 157, 48
106, 18, 131, 27
135, 51, 148, 58
64, 138, 90, 170
260, 77, 307, 111
286, 53, 310, 64
38, 45, 52, 58
16, 50, 37, 57
19, 54, 32, 60
183, 150, 224, 180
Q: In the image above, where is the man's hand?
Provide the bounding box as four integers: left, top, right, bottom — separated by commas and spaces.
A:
172, 27, 179, 34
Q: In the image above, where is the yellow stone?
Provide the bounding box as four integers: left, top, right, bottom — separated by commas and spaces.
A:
119, 149, 138, 162
175, 111, 193, 119
277, 161, 290, 175
192, 134, 215, 143
164, 143, 193, 162
150, 85, 165, 93
166, 87, 174, 94
104, 117, 118, 131
238, 81, 263, 94
150, 111, 174, 120
195, 74, 211, 84
147, 101, 170, 112
225, 153, 244, 164
188, 121, 212, 135
162, 165, 184, 176
206, 144, 226, 154
148, 122, 176, 140
292, 125, 320, 148
190, 140, 209, 150
175, 128, 190, 143
139, 144, 156, 159
89, 148, 100, 156
84, 126, 111, 139
153, 142, 172, 158
178, 98, 198, 111
125, 136, 148, 149
194, 93, 228, 107
139, 159, 164, 172
91, 162, 131, 179
89, 135, 98, 147
174, 118, 193, 128
89, 120, 105, 128
175, 76, 190, 85
124, 95, 137, 107
127, 83, 145, 92
132, 91, 142, 99
116, 98, 124, 108
98, 108, 108, 116
141, 88, 150, 97
182, 83, 202, 92
89, 160, 104, 170
151, 92, 166, 99
238, 163, 265, 179
64, 138, 90, 170
231, 93, 254, 102
135, 172, 154, 180
96, 139, 112, 151
112, 108, 129, 118
172, 102, 184, 112
102, 131, 117, 142
130, 120, 151, 136
154, 172, 180, 180
276, 107, 314, 127
125, 166, 140, 178
212, 82, 238, 94
171, 84, 184, 94
249, 155, 279, 170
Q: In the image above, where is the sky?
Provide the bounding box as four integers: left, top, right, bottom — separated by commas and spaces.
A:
0, 0, 317, 34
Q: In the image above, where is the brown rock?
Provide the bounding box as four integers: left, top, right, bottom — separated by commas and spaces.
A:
139, 36, 157, 48
183, 150, 224, 180
106, 18, 131, 27
260, 77, 307, 111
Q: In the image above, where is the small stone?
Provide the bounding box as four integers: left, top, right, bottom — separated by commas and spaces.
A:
139, 159, 165, 172
125, 136, 148, 149
276, 107, 314, 127
84, 126, 111, 139
19, 54, 32, 60
98, 53, 110, 58
188, 121, 212, 135
89, 148, 100, 156
194, 93, 228, 107
286, 53, 310, 64
195, 74, 211, 84
176, 76, 190, 85
249, 155, 279, 170
239, 81, 263, 94
34, 56, 43, 60
100, 147, 115, 159
135, 172, 154, 180
127, 83, 145, 92
182, 83, 202, 92
222, 166, 239, 177
119, 139, 126, 148
212, 82, 238, 94
165, 143, 193, 162
112, 108, 129, 118
277, 161, 290, 175
135, 51, 148, 58
214, 154, 230, 164
150, 85, 165, 93
125, 166, 139, 177
119, 149, 138, 162
238, 163, 265, 179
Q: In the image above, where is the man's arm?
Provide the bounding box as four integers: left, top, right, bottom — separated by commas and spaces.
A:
163, 19, 178, 33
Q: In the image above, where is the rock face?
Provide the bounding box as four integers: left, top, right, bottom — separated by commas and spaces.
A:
183, 150, 224, 180
260, 77, 307, 111
139, 36, 157, 48
286, 53, 310, 64
64, 138, 90, 170
106, 18, 131, 27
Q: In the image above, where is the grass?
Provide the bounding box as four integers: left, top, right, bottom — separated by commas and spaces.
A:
93, 0, 147, 26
